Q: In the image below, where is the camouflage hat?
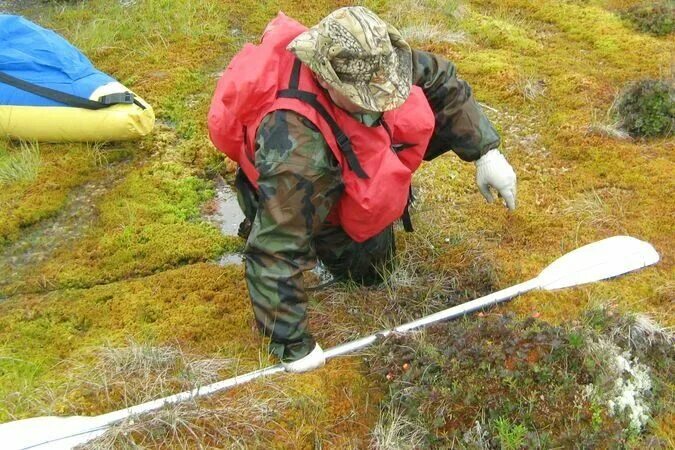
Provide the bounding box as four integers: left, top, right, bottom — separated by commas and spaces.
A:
287, 6, 412, 112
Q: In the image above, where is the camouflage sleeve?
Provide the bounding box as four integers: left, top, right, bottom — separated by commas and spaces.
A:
245, 110, 342, 363
411, 49, 501, 162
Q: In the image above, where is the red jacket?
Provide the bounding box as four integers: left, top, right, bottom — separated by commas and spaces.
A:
208, 13, 435, 242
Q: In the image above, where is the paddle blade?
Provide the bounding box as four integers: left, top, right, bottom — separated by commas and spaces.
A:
536, 236, 659, 291
0, 416, 108, 450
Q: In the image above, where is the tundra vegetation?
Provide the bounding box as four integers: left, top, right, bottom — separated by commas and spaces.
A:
0, 0, 672, 448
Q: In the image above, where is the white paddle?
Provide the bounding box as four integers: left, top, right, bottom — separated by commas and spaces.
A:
0, 236, 660, 449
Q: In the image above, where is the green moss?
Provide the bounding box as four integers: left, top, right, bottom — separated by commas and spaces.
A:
0, 263, 250, 420
464, 10, 543, 55
3, 168, 231, 294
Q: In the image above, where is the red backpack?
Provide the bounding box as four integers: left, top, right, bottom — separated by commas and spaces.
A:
208, 13, 435, 242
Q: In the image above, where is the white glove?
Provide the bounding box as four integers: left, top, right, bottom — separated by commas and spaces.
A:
475, 149, 517, 210
282, 343, 325, 373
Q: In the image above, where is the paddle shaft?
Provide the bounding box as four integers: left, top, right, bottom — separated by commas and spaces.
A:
325, 279, 538, 358
97, 278, 539, 424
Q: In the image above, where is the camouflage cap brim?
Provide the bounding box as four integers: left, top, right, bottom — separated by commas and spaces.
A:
287, 6, 412, 112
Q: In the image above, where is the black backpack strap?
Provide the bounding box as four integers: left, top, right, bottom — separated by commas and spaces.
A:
0, 70, 146, 110
289, 58, 302, 89
401, 185, 414, 232
276, 59, 368, 179
379, 114, 415, 232
278, 88, 368, 179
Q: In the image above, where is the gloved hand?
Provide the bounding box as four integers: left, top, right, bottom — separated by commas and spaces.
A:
475, 149, 517, 210
282, 343, 325, 373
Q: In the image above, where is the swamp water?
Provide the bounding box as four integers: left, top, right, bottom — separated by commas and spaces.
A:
203, 176, 245, 266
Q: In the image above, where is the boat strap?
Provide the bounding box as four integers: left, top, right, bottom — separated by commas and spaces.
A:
0, 70, 146, 110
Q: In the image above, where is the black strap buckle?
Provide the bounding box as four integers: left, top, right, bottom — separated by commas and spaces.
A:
98, 91, 135, 105
336, 132, 350, 150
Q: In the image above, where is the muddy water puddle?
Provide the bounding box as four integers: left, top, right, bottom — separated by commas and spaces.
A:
204, 176, 245, 266
202, 177, 337, 282
0, 161, 133, 292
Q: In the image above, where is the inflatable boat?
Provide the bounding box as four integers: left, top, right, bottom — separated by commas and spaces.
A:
0, 15, 154, 142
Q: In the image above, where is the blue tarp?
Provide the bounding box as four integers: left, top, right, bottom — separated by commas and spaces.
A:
0, 15, 115, 107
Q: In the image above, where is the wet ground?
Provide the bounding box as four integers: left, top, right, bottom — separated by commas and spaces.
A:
0, 168, 247, 297
203, 175, 245, 266
0, 160, 133, 292
202, 177, 335, 283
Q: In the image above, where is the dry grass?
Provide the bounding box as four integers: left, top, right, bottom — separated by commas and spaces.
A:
384, 0, 459, 24
81, 388, 289, 449
587, 95, 634, 140
370, 406, 426, 449
461, 420, 491, 449
380, 0, 465, 47
1, 341, 240, 420
7, 341, 288, 448
514, 75, 547, 101
85, 142, 112, 168
614, 312, 674, 352
586, 123, 633, 140
401, 23, 468, 44
0, 140, 40, 185
311, 222, 463, 348
83, 341, 236, 406
562, 187, 630, 236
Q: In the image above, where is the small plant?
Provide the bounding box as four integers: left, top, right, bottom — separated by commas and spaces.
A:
614, 79, 674, 138
622, 2, 675, 36
0, 140, 41, 185
493, 417, 527, 450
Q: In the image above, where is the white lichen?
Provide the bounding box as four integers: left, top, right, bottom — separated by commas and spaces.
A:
589, 338, 653, 432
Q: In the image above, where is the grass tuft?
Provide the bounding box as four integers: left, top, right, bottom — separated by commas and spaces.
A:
82, 341, 237, 406
83, 391, 288, 449
401, 23, 468, 44
370, 405, 426, 449
0, 140, 40, 185
586, 122, 633, 140
514, 75, 546, 101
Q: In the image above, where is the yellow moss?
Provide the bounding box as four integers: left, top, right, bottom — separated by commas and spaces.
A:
0, 263, 253, 418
